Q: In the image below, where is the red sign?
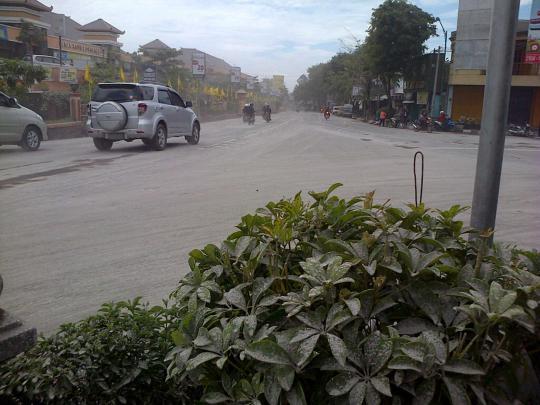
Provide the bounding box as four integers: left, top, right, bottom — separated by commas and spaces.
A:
525, 53, 540, 63
526, 0, 540, 64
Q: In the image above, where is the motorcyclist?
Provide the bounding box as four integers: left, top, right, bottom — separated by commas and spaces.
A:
242, 103, 250, 122
437, 110, 447, 129
262, 103, 272, 121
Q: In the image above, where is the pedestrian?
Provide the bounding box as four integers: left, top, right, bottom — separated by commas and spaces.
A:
379, 109, 387, 127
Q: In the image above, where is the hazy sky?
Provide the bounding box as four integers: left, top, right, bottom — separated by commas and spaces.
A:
48, 0, 533, 89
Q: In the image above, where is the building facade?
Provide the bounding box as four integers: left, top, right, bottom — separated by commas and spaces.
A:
449, 0, 540, 127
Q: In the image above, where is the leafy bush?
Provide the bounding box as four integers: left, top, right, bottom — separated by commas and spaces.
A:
0, 298, 196, 404
1, 185, 539, 404
166, 184, 540, 404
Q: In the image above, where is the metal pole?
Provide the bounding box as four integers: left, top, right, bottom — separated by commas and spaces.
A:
470, 0, 520, 242
430, 47, 441, 115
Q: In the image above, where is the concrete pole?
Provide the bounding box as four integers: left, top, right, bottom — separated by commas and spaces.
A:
470, 0, 520, 242
430, 47, 441, 116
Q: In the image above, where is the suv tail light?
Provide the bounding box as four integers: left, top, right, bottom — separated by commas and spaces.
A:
138, 103, 147, 116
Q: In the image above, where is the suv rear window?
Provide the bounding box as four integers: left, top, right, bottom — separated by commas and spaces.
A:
140, 86, 154, 100
92, 84, 143, 103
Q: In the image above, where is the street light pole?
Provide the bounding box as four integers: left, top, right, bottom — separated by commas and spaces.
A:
470, 0, 520, 243
436, 17, 448, 110
430, 46, 441, 116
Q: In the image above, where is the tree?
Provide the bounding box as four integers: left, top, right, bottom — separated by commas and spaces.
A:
0, 58, 47, 96
364, 0, 436, 104
17, 22, 46, 57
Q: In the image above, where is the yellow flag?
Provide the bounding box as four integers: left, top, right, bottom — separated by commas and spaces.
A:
84, 64, 91, 83
133, 69, 139, 83
177, 75, 182, 91
168, 79, 173, 88
119, 66, 126, 82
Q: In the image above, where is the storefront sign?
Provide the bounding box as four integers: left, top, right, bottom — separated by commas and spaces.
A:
230, 67, 241, 83
526, 0, 540, 63
352, 85, 363, 96
142, 66, 157, 83
61, 38, 105, 58
192, 52, 205, 76
59, 67, 78, 83
417, 91, 428, 105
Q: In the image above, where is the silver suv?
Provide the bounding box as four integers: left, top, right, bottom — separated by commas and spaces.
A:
87, 83, 200, 151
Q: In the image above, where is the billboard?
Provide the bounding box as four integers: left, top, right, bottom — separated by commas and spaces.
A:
526, 0, 540, 64
231, 67, 241, 83
246, 76, 257, 90
192, 52, 205, 76
59, 67, 77, 83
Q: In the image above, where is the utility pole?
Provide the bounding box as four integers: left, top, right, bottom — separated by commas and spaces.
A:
470, 0, 520, 243
436, 17, 448, 110
430, 46, 441, 116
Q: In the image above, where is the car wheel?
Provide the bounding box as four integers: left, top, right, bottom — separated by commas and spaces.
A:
152, 123, 167, 151
20, 126, 41, 151
93, 137, 113, 151
186, 123, 200, 145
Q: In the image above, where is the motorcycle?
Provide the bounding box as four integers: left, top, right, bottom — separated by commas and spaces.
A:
324, 110, 331, 120
433, 119, 456, 132
248, 113, 255, 125
507, 123, 535, 137
263, 111, 271, 122
413, 117, 432, 133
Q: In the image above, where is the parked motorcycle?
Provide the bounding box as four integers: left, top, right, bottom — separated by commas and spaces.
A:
413, 117, 432, 133
433, 119, 456, 132
507, 123, 535, 137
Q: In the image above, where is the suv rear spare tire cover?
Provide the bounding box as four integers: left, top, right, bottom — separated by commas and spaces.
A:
95, 101, 128, 132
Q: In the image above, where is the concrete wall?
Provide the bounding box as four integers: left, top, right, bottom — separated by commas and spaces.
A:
453, 0, 493, 69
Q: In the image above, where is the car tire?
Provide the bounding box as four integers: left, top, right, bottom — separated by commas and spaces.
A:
152, 123, 167, 151
185, 123, 200, 145
93, 137, 113, 151
20, 126, 41, 151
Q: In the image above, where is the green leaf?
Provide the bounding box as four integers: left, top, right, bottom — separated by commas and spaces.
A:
202, 392, 231, 404
291, 327, 319, 344
345, 298, 361, 316
364, 332, 393, 374
186, 352, 221, 371
197, 287, 212, 303
420, 331, 447, 363
401, 342, 428, 362
443, 377, 471, 405
396, 318, 436, 335
225, 287, 247, 312
387, 356, 422, 373
245, 339, 291, 365
443, 359, 485, 376
364, 261, 378, 276
171, 330, 189, 347
349, 381, 367, 405
276, 366, 295, 391
234, 236, 252, 257
286, 382, 307, 405
326, 303, 351, 331
244, 315, 257, 339
328, 256, 352, 281
366, 382, 381, 405
370, 376, 391, 397
412, 379, 436, 405
326, 372, 360, 396
264, 373, 281, 405
295, 334, 320, 367
326, 333, 348, 366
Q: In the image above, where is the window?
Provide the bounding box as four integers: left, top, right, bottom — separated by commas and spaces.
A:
140, 86, 155, 101
92, 84, 143, 102
158, 89, 172, 105
168, 91, 185, 107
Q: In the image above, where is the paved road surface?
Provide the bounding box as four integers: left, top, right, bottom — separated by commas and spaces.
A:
1, 112, 539, 334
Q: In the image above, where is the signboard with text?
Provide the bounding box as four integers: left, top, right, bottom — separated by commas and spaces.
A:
192, 52, 206, 76
526, 0, 540, 64
59, 67, 78, 84
231, 67, 241, 83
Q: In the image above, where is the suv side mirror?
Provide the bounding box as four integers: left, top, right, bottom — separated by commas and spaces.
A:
9, 97, 18, 107
185, 101, 193, 108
